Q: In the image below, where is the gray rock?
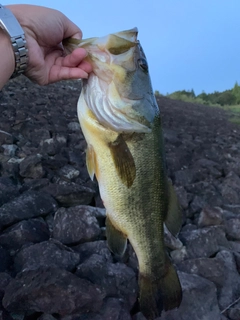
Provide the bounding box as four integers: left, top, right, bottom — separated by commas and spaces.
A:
177, 256, 226, 288
76, 254, 138, 309
216, 251, 240, 310
189, 195, 206, 214
0, 272, 12, 300
37, 315, 57, 320
0, 247, 12, 272
2, 144, 18, 157
0, 177, 20, 207
0, 130, 14, 144
3, 267, 104, 315
60, 298, 132, 320
0, 218, 49, 250
174, 168, 196, 186
160, 272, 221, 320
53, 206, 101, 245
57, 165, 80, 181
220, 171, 240, 204
40, 138, 62, 156
43, 182, 95, 206
226, 300, 240, 320
14, 240, 80, 273
198, 206, 224, 228
225, 218, 240, 240
179, 226, 230, 259
97, 297, 132, 320
164, 225, 183, 250
68, 122, 81, 131
73, 240, 112, 262
0, 191, 58, 230
174, 186, 189, 210
19, 154, 45, 179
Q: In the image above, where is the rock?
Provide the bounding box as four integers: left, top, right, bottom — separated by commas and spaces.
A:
0, 191, 58, 230
174, 169, 196, 186
76, 254, 138, 309
161, 272, 221, 320
164, 225, 183, 250
227, 300, 240, 320
0, 177, 20, 207
53, 206, 101, 245
0, 272, 12, 300
216, 251, 240, 310
20, 178, 50, 192
73, 240, 112, 262
98, 297, 132, 320
60, 298, 132, 320
67, 122, 81, 131
179, 226, 230, 259
14, 240, 80, 273
177, 256, 226, 288
174, 186, 189, 210
56, 165, 79, 181
198, 206, 224, 228
0, 130, 14, 144
0, 218, 49, 250
3, 267, 104, 315
19, 154, 45, 179
220, 172, 240, 204
40, 138, 62, 156
0, 246, 12, 272
43, 182, 95, 206
2, 144, 18, 157
37, 314, 57, 320
225, 218, 240, 240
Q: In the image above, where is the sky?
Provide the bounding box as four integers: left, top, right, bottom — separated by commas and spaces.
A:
4, 0, 240, 95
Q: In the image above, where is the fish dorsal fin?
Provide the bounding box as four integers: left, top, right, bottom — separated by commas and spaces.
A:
108, 134, 136, 188
86, 144, 96, 180
164, 180, 182, 237
106, 215, 127, 257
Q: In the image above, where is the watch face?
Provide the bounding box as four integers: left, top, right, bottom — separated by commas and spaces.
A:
0, 5, 24, 37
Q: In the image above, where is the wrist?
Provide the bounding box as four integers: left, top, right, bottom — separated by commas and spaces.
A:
0, 28, 15, 88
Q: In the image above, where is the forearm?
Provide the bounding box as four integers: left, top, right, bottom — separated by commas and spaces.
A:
0, 26, 15, 90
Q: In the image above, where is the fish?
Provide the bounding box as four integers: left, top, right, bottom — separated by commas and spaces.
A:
64, 28, 182, 319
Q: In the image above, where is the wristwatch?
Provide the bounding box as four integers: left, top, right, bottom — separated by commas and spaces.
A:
0, 4, 28, 78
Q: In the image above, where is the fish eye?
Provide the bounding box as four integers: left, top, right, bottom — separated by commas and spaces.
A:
138, 58, 148, 72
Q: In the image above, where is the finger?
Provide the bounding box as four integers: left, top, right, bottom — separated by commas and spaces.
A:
78, 60, 93, 73
58, 48, 88, 67
49, 65, 89, 83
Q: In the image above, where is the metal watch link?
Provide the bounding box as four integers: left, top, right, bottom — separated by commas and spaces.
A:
0, 4, 28, 78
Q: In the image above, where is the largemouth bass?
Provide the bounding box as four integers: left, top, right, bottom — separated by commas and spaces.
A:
64, 28, 182, 319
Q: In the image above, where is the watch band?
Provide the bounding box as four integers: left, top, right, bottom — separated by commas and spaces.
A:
0, 4, 28, 78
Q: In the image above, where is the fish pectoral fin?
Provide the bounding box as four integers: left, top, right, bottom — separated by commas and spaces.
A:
86, 145, 96, 180
106, 215, 127, 257
139, 254, 182, 319
108, 134, 136, 188
164, 180, 182, 237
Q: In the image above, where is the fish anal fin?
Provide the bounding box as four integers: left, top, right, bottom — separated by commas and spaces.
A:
108, 134, 136, 188
165, 180, 182, 237
106, 215, 127, 257
86, 145, 96, 180
139, 255, 182, 319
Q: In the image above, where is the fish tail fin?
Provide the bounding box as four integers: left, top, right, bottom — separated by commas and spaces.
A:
139, 257, 182, 319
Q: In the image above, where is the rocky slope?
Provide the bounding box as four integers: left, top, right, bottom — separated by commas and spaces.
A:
0, 76, 240, 320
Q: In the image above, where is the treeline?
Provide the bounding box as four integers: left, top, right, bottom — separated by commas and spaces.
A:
155, 82, 240, 106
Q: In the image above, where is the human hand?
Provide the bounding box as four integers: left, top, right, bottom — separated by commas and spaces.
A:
6, 4, 92, 85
